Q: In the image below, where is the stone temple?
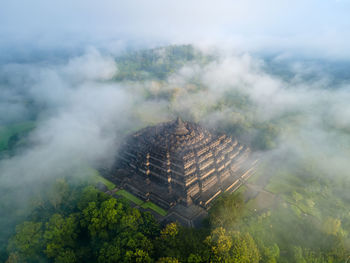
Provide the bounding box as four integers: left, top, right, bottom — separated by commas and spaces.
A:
105, 118, 257, 226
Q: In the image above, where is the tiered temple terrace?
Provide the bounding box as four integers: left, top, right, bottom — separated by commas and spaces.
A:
105, 118, 257, 226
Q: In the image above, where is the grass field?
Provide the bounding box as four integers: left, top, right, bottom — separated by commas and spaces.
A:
115, 189, 144, 205
85, 167, 168, 216
141, 201, 167, 216
116, 190, 167, 215
236, 185, 247, 195
264, 171, 305, 195
86, 168, 116, 190
0, 121, 36, 151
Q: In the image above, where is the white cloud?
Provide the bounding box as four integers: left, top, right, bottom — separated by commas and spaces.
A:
1, 0, 350, 58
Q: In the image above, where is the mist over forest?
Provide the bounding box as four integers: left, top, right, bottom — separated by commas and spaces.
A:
1, 0, 350, 262
0, 44, 349, 262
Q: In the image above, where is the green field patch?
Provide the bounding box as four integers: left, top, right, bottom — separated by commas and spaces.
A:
265, 180, 296, 194
283, 196, 319, 218
245, 198, 258, 212
289, 203, 302, 217
235, 185, 247, 195
85, 168, 168, 216
264, 172, 304, 195
86, 168, 116, 190
245, 191, 276, 212
141, 201, 167, 216
247, 168, 262, 184
296, 202, 316, 216
0, 121, 36, 151
115, 190, 144, 206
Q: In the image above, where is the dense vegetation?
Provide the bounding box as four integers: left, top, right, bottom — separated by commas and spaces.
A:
6, 175, 349, 262
4, 179, 262, 262
1, 45, 350, 262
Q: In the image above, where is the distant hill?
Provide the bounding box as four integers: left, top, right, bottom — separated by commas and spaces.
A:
114, 45, 213, 81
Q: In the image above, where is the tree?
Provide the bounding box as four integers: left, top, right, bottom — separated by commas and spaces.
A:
139, 212, 160, 238
7, 221, 43, 262
77, 186, 109, 211
293, 246, 307, 263
209, 193, 244, 228
187, 253, 202, 263
261, 244, 280, 263
160, 222, 179, 239
98, 242, 122, 263
204, 228, 260, 263
155, 223, 180, 258
43, 213, 78, 260
156, 257, 179, 263
98, 233, 153, 263
54, 249, 77, 263
292, 246, 334, 263
125, 249, 152, 263
81, 198, 122, 240
231, 232, 260, 263
5, 252, 20, 263
204, 227, 232, 262
120, 208, 142, 231
322, 217, 342, 236
48, 179, 70, 210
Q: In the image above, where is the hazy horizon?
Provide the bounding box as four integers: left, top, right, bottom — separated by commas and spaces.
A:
1, 1, 350, 262
1, 0, 350, 61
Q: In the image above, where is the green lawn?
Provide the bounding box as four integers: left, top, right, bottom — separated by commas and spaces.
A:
236, 185, 247, 195
264, 171, 304, 195
115, 189, 168, 216
141, 201, 167, 216
115, 189, 144, 206
86, 168, 116, 190
0, 121, 36, 151
86, 168, 168, 216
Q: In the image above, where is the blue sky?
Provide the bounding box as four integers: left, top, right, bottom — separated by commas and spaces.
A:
0, 0, 349, 58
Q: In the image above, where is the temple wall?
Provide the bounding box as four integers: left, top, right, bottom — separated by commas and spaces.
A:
201, 175, 218, 193
199, 167, 216, 180
198, 158, 215, 171
186, 183, 200, 197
